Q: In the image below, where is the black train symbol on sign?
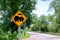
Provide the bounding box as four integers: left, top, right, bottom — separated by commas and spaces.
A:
14, 14, 24, 22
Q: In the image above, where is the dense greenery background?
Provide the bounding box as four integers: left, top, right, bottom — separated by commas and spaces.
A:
0, 0, 36, 32
0, 0, 36, 40
0, 0, 60, 40
31, 0, 60, 33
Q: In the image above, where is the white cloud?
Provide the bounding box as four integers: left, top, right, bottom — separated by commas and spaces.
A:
32, 0, 54, 17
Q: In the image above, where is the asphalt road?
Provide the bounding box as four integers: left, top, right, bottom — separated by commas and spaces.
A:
26, 32, 60, 40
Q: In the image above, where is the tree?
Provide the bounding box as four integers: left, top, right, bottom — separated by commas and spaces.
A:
39, 15, 48, 32
50, 0, 60, 32
31, 14, 48, 32
0, 0, 36, 33
31, 14, 39, 31
47, 14, 57, 32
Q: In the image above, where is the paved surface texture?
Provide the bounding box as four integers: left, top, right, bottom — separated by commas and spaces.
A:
22, 32, 60, 40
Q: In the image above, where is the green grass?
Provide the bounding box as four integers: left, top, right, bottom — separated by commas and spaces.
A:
0, 29, 30, 40
13, 32, 30, 40
21, 31, 30, 39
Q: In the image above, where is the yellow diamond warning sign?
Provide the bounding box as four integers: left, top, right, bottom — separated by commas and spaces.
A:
11, 11, 27, 27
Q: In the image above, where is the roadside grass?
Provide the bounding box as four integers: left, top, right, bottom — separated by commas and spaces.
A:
48, 33, 60, 36
40, 32, 60, 36
13, 31, 30, 40
33, 31, 60, 36
0, 29, 30, 40
21, 32, 30, 39
21, 29, 30, 39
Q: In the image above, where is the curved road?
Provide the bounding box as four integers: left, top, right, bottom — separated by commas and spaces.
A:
26, 32, 60, 40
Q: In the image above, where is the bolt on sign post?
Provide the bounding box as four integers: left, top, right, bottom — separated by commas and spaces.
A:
11, 10, 27, 40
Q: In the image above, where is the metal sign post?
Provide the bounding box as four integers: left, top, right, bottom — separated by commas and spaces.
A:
18, 27, 21, 40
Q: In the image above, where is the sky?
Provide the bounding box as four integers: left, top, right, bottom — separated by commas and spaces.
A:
32, 0, 54, 17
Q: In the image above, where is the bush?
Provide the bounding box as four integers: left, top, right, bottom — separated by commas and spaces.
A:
0, 29, 18, 40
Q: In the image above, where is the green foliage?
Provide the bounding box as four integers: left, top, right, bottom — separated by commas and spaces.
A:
31, 0, 60, 33
21, 31, 30, 39
50, 0, 60, 32
0, 29, 30, 40
0, 0, 36, 32
31, 14, 48, 32
31, 14, 40, 31
39, 15, 48, 32
0, 30, 18, 40
31, 13, 59, 33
